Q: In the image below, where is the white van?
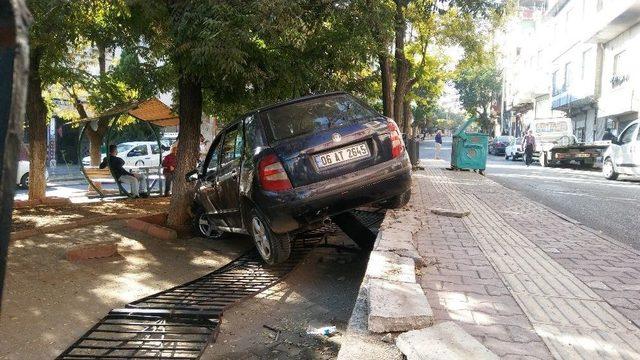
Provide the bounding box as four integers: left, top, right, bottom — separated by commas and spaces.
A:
603, 120, 640, 180
82, 141, 165, 167
530, 118, 573, 166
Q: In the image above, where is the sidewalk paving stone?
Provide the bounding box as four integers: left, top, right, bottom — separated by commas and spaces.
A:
415, 167, 640, 359
396, 321, 499, 360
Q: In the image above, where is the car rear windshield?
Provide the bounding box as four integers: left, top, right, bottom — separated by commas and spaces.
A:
261, 94, 377, 142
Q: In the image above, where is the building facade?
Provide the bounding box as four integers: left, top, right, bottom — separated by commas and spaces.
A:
502, 0, 640, 142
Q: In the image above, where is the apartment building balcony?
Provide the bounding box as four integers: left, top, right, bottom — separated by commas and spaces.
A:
551, 80, 596, 111
599, 74, 639, 118
587, 0, 640, 43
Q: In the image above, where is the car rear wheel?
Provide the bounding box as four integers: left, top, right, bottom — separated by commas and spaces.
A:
20, 173, 29, 189
505, 153, 510, 160
192, 207, 224, 239
603, 158, 619, 180
380, 189, 411, 209
250, 210, 291, 265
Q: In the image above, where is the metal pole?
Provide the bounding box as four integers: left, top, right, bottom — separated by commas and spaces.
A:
0, 0, 30, 313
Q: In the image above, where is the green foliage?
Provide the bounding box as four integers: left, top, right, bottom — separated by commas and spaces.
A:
453, 50, 501, 131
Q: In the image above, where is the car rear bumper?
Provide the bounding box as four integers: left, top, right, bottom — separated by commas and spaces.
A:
257, 154, 412, 234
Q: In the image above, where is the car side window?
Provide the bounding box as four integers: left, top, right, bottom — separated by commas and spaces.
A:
620, 124, 638, 144
129, 145, 148, 157
220, 125, 243, 164
151, 144, 161, 154
207, 140, 222, 171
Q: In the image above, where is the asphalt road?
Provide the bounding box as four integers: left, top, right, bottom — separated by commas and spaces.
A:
420, 137, 640, 250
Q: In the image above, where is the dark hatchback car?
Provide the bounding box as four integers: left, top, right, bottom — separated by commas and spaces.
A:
189, 92, 412, 264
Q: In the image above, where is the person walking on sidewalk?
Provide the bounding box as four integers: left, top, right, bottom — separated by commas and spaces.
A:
434, 130, 443, 159
162, 143, 178, 196
100, 145, 146, 198
522, 129, 536, 167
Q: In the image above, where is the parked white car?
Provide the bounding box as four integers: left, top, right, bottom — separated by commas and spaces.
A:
17, 160, 49, 189
82, 141, 166, 167
504, 137, 524, 161
603, 120, 640, 180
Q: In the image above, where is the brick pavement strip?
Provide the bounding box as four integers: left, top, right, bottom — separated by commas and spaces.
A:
417, 167, 640, 359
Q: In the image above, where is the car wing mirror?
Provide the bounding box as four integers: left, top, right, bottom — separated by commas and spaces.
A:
185, 169, 198, 182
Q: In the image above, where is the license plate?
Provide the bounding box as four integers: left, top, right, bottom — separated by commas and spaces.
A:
314, 142, 370, 169
576, 153, 591, 158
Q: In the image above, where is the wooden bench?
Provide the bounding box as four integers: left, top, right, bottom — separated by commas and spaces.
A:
84, 166, 117, 183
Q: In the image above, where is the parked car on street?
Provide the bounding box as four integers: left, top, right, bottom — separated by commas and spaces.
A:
603, 120, 640, 180
17, 160, 49, 189
188, 92, 413, 264
82, 141, 165, 167
489, 136, 514, 156
504, 137, 523, 161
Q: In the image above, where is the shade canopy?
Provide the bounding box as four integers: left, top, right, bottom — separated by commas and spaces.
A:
74, 97, 179, 127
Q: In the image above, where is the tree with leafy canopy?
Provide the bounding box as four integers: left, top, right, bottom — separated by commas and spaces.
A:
371, 0, 504, 133
453, 50, 501, 133
25, 0, 140, 200
122, 0, 384, 227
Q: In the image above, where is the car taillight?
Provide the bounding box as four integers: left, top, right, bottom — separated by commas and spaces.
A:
387, 120, 405, 158
258, 154, 293, 192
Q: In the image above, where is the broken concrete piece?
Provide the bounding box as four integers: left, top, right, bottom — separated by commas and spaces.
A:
365, 251, 416, 283
430, 208, 470, 218
368, 278, 433, 333
66, 242, 118, 261
396, 322, 499, 360
375, 229, 414, 252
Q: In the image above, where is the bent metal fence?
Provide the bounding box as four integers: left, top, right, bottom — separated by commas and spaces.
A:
57, 209, 385, 359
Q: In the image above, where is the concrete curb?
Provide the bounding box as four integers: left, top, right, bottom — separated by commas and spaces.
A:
10, 212, 146, 241
13, 196, 72, 209
338, 179, 433, 359
339, 172, 499, 359
125, 213, 177, 241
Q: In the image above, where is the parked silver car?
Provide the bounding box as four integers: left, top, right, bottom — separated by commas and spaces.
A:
602, 120, 640, 180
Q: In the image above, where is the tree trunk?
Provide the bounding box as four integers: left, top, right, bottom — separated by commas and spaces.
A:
87, 130, 104, 166
1, 0, 31, 310
393, 0, 409, 129
379, 53, 394, 118
402, 99, 412, 135
166, 73, 202, 229
97, 44, 106, 75
26, 50, 47, 201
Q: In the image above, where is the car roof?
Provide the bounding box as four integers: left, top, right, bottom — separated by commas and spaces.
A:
215, 91, 351, 134
254, 91, 348, 113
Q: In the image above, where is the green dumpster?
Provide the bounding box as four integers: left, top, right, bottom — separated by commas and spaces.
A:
450, 118, 488, 174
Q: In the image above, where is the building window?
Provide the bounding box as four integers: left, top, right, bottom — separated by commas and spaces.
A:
612, 50, 629, 88
613, 51, 626, 76
564, 62, 572, 90
552, 70, 560, 95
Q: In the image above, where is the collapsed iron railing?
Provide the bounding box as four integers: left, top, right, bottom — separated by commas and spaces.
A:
57, 209, 385, 359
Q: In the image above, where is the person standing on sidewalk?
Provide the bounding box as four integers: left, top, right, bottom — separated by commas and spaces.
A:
522, 129, 536, 167
162, 143, 178, 196
434, 130, 443, 159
